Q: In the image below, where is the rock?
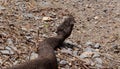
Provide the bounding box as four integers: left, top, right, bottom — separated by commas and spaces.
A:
92, 52, 100, 58
0, 50, 13, 55
0, 6, 6, 10
73, 51, 78, 56
21, 27, 28, 31
5, 46, 14, 54
94, 43, 101, 49
83, 58, 95, 66
7, 38, 14, 46
85, 41, 94, 47
9, 46, 17, 51
57, 58, 60, 62
95, 64, 103, 68
94, 58, 102, 64
30, 52, 38, 60
23, 13, 34, 19
42, 17, 53, 22
0, 33, 7, 37
84, 47, 94, 52
95, 49, 100, 52
103, 53, 113, 60
94, 16, 99, 20
0, 59, 2, 64
61, 48, 72, 54
65, 40, 73, 44
59, 60, 68, 65
42, 34, 48, 38
25, 35, 32, 40
79, 52, 94, 59
13, 61, 19, 65
6, 38, 17, 51
34, 16, 41, 20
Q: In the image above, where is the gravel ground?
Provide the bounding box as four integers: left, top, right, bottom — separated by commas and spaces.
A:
0, 0, 120, 69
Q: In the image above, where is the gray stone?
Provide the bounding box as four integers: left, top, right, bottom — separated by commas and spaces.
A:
95, 58, 103, 64
65, 40, 73, 44
94, 43, 101, 49
80, 52, 93, 59
21, 27, 27, 31
85, 41, 94, 47
0, 50, 13, 55
34, 16, 41, 20
5, 46, 14, 54
23, 13, 34, 18
7, 38, 14, 46
30, 52, 38, 60
57, 58, 60, 62
25, 35, 33, 40
73, 51, 78, 56
9, 46, 17, 51
59, 60, 68, 65
103, 53, 113, 60
13, 61, 19, 65
83, 58, 95, 66
84, 47, 94, 52
95, 64, 103, 68
61, 48, 72, 54
93, 52, 100, 58
0, 6, 6, 10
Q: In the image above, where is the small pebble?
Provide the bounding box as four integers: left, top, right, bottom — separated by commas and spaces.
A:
84, 47, 94, 52
93, 52, 100, 58
0, 6, 6, 10
7, 38, 14, 46
95, 58, 102, 64
0, 50, 12, 55
61, 48, 72, 54
94, 43, 101, 49
95, 49, 99, 52
30, 52, 38, 60
95, 64, 103, 68
83, 58, 95, 66
5, 46, 14, 54
73, 51, 78, 56
42, 17, 53, 21
9, 46, 17, 51
85, 41, 93, 47
13, 61, 19, 65
23, 13, 34, 18
59, 60, 67, 65
80, 52, 94, 59
65, 40, 73, 44
21, 27, 27, 31
94, 16, 99, 20
57, 58, 60, 62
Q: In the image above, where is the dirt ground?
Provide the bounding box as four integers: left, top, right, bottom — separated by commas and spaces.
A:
0, 0, 120, 69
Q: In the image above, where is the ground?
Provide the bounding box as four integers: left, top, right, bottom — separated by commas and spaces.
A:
0, 0, 120, 69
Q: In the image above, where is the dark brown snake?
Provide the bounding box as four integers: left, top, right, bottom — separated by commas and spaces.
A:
5, 15, 75, 69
